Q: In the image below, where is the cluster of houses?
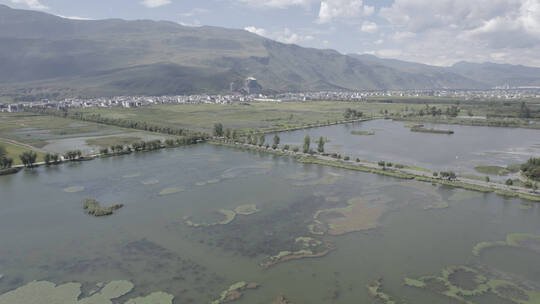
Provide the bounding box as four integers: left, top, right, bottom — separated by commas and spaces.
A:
2, 89, 539, 112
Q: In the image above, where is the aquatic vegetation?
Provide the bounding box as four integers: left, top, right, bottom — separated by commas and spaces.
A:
271, 295, 290, 304
158, 187, 184, 196
403, 277, 426, 288
313, 197, 389, 235
184, 209, 237, 227
448, 190, 481, 201
261, 236, 330, 268
63, 186, 85, 193
404, 266, 489, 303
0, 280, 174, 304
293, 173, 344, 186
207, 179, 220, 184
366, 277, 396, 304
196, 181, 207, 186
474, 166, 510, 176
350, 130, 375, 135
472, 233, 540, 256
211, 281, 259, 304
124, 291, 174, 304
79, 280, 134, 304
234, 204, 259, 215
122, 173, 141, 178
221, 163, 272, 179
82, 198, 124, 216
410, 125, 454, 134
141, 178, 159, 185
423, 203, 449, 210
218, 209, 236, 224
405, 264, 540, 304
520, 204, 533, 210
325, 196, 340, 203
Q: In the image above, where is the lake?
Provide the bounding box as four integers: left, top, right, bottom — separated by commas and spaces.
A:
0, 144, 539, 303
271, 119, 540, 179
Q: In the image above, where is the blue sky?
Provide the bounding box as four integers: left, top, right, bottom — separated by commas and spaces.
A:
3, 0, 540, 67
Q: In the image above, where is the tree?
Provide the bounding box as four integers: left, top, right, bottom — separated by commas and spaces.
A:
272, 134, 280, 149
519, 102, 531, 119
232, 129, 238, 141
303, 135, 311, 153
317, 136, 325, 153
0, 144, 5, 159
213, 123, 224, 137
505, 179, 514, 186
485, 176, 490, 182
44, 153, 52, 165
19, 151, 37, 168
259, 135, 265, 147
225, 128, 231, 139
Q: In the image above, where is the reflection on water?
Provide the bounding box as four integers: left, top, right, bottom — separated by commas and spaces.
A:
271, 119, 540, 179
0, 144, 539, 303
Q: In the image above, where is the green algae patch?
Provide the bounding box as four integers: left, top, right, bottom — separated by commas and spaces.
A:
218, 209, 236, 225
0, 280, 175, 304
472, 233, 540, 256
141, 178, 159, 185
79, 280, 134, 304
158, 187, 184, 196
0, 281, 82, 304
124, 291, 174, 304
424, 203, 449, 210
325, 196, 341, 203
234, 204, 259, 215
367, 277, 396, 304
211, 281, 260, 304
313, 196, 389, 235
195, 181, 207, 186
122, 173, 141, 179
351, 130, 375, 135
221, 163, 272, 179
64, 186, 85, 193
261, 237, 331, 269
207, 179, 220, 184
83, 198, 123, 217
404, 277, 426, 288
184, 209, 237, 227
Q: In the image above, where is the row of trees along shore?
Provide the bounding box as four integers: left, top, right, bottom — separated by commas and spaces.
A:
29, 108, 209, 140
0, 136, 199, 170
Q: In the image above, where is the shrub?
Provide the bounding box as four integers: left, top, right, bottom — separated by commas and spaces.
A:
355, 158, 360, 162
283, 145, 289, 150
344, 156, 350, 161
505, 179, 514, 186
433, 172, 438, 177
378, 161, 386, 167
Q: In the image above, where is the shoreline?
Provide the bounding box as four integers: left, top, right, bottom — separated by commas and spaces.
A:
210, 140, 540, 203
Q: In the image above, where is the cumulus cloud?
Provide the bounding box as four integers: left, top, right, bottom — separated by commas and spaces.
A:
244, 26, 267, 36
360, 21, 378, 33
141, 0, 171, 8
10, 0, 47, 10
56, 15, 93, 20
375, 0, 540, 66
277, 28, 314, 44
237, 0, 314, 9
317, 0, 373, 23
179, 8, 210, 17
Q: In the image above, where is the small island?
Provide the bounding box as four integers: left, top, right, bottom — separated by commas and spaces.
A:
83, 198, 124, 217
410, 124, 454, 134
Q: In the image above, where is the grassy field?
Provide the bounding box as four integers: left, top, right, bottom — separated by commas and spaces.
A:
76, 101, 428, 133
85, 136, 148, 148
0, 141, 45, 166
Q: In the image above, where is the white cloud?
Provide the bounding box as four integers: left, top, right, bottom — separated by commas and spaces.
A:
10, 0, 47, 10
317, 0, 372, 23
374, 39, 384, 45
277, 28, 314, 44
360, 21, 378, 33
374, 0, 540, 66
179, 8, 209, 17
141, 0, 171, 8
237, 0, 314, 9
56, 15, 93, 20
244, 26, 267, 37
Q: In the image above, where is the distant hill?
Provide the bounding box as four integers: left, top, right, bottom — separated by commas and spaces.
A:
1, 4, 540, 100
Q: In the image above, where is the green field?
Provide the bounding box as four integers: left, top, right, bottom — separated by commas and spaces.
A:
85, 136, 149, 148
0, 141, 45, 166
76, 101, 427, 133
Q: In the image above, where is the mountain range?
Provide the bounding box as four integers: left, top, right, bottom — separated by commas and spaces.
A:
1, 4, 540, 100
